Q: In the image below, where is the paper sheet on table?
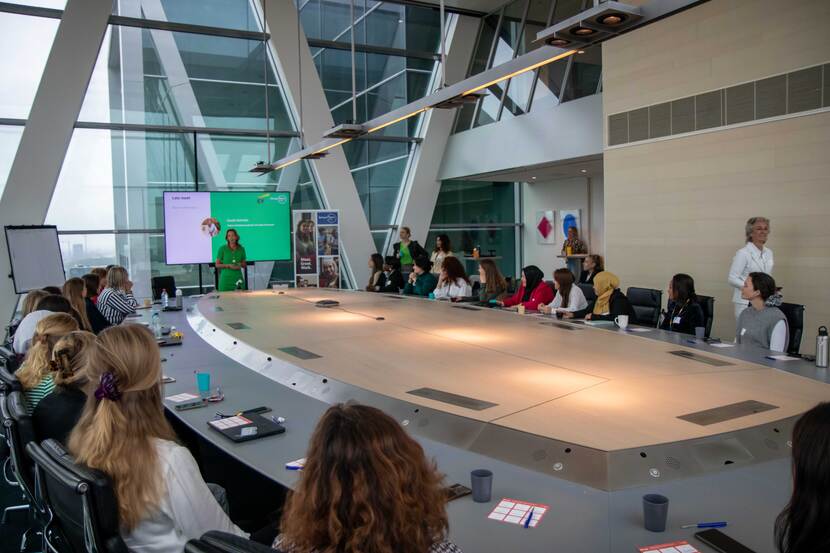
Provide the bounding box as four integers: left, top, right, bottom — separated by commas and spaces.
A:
208, 415, 251, 430
638, 540, 699, 553
165, 392, 199, 403
765, 354, 800, 361
708, 342, 734, 348
487, 498, 549, 528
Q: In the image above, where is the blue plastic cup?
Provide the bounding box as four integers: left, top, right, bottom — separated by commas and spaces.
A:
196, 372, 211, 398
428, 292, 435, 299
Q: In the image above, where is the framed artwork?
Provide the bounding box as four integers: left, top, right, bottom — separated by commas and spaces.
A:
535, 210, 556, 245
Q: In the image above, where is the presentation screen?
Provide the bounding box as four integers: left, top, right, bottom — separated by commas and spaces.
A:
163, 191, 291, 264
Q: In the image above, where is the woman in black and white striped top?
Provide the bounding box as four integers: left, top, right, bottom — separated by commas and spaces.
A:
96, 266, 138, 325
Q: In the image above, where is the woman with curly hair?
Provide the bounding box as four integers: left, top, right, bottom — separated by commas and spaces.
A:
276, 403, 462, 553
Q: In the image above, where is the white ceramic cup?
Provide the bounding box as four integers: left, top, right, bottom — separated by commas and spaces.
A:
517, 304, 526, 315
615, 314, 629, 330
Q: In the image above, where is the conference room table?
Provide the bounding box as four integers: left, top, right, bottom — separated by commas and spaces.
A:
138, 292, 829, 553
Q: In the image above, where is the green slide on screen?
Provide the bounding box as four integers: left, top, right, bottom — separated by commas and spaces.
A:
210, 192, 291, 261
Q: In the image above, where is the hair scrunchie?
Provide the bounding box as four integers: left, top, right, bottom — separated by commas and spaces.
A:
94, 372, 121, 402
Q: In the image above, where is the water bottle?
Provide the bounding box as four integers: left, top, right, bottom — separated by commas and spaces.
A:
816, 326, 828, 368
175, 288, 183, 309
161, 289, 169, 309
151, 311, 162, 338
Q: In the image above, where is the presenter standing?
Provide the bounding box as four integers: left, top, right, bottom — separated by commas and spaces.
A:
216, 229, 247, 292
728, 217, 773, 319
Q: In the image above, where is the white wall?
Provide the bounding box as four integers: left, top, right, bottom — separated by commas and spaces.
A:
521, 176, 604, 277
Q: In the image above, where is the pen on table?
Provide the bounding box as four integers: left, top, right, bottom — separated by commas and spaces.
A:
524, 507, 534, 529
681, 521, 727, 529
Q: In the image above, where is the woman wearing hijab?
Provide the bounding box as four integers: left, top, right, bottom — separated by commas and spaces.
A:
497, 265, 553, 311
567, 271, 635, 321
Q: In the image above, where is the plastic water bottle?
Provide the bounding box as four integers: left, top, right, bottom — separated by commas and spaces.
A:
161, 289, 169, 309
817, 326, 828, 368
175, 288, 183, 309
151, 311, 162, 338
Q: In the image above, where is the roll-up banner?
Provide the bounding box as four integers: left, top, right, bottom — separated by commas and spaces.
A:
293, 210, 340, 289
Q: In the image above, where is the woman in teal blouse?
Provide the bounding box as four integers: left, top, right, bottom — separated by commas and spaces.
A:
215, 229, 247, 292
402, 256, 438, 297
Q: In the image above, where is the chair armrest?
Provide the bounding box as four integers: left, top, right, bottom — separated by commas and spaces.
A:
201, 531, 281, 553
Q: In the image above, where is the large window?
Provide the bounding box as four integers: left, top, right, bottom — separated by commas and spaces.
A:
428, 180, 521, 279
0, 12, 59, 119
453, 0, 601, 133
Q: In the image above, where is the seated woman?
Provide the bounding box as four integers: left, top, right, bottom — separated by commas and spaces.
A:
569, 271, 636, 321
659, 273, 705, 336
433, 256, 472, 300
275, 403, 461, 553
68, 325, 247, 550
96, 265, 138, 325
380, 256, 405, 294
539, 269, 588, 315
16, 313, 79, 415
477, 259, 508, 303
775, 401, 830, 553
497, 265, 553, 311
403, 256, 438, 297
13, 293, 79, 354
365, 254, 386, 292
33, 331, 95, 444
736, 272, 788, 352
579, 254, 604, 285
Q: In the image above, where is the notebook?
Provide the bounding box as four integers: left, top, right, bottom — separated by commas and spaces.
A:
208, 413, 285, 443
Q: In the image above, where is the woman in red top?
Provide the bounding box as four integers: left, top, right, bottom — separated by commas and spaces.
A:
498, 265, 553, 311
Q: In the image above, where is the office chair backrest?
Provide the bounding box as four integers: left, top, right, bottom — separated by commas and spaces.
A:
2, 391, 39, 508
0, 345, 21, 383
777, 303, 805, 355
188, 531, 285, 553
27, 439, 127, 553
696, 295, 715, 339
626, 287, 663, 327
577, 283, 596, 302
151, 276, 177, 301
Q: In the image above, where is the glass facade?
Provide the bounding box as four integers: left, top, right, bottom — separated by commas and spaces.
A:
453, 0, 602, 133
428, 180, 520, 279
298, 0, 442, 250
2, 2, 328, 298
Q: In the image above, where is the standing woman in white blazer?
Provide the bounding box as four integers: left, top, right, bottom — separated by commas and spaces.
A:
728, 217, 773, 319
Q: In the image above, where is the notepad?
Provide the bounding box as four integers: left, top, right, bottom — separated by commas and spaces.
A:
487, 498, 548, 528
165, 393, 200, 403
765, 355, 800, 361
638, 540, 700, 553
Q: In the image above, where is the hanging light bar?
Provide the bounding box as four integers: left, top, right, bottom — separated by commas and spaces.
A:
257, 0, 695, 175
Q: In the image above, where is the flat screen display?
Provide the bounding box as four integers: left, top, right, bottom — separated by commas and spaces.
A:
163, 191, 291, 264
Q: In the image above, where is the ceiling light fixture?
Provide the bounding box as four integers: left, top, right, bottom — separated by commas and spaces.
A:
580, 169, 587, 173
461, 49, 577, 96
598, 13, 627, 26
367, 107, 429, 134
323, 122, 366, 139
571, 27, 596, 36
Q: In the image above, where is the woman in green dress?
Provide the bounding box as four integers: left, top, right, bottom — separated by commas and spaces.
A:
215, 229, 247, 292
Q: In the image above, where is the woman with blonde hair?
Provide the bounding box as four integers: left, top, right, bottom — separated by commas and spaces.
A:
21, 289, 50, 318
16, 313, 79, 414
68, 325, 247, 550
33, 331, 95, 444
96, 266, 138, 325
275, 403, 462, 553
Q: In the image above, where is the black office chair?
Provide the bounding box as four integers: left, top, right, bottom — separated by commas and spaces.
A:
186, 531, 281, 553
626, 287, 662, 327
0, 345, 22, 378
151, 276, 177, 301
697, 295, 715, 339
777, 303, 805, 356
27, 439, 128, 553
577, 283, 596, 302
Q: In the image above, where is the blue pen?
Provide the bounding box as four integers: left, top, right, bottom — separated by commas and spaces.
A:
681, 521, 727, 529
523, 507, 534, 528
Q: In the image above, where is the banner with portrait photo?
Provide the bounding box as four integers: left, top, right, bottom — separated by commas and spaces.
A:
293, 209, 340, 288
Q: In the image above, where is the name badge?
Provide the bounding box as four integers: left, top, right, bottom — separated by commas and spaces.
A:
672, 316, 682, 325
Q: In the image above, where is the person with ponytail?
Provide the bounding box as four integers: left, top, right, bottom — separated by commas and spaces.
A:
64, 276, 110, 334
33, 331, 95, 444
68, 325, 247, 551
16, 313, 79, 414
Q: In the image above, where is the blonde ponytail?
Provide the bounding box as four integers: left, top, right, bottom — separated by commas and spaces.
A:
68, 324, 176, 530
17, 314, 79, 390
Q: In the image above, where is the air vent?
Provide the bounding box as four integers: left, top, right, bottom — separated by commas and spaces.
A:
649, 102, 671, 138
664, 456, 682, 470
628, 107, 649, 142
607, 62, 828, 146
670, 96, 695, 134
695, 90, 722, 130
756, 75, 787, 119
726, 83, 754, 125
787, 66, 822, 113
608, 112, 628, 145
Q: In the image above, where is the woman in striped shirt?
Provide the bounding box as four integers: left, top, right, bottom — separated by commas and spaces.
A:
16, 313, 79, 414
96, 266, 138, 325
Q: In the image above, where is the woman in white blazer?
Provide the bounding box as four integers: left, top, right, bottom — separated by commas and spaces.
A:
728, 217, 773, 319
433, 256, 472, 300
